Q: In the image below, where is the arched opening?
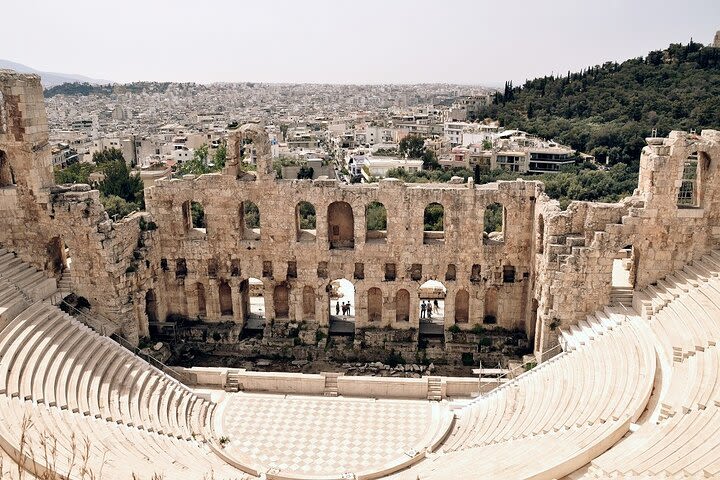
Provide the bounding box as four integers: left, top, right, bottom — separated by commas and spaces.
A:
327, 201, 354, 249
183, 201, 206, 233
677, 151, 700, 208
196, 282, 207, 318
367, 287, 383, 322
611, 245, 636, 304
366, 201, 387, 244
484, 288, 498, 324
302, 285, 315, 320
537, 215, 545, 254
484, 202, 505, 245
328, 278, 355, 335
418, 279, 446, 324
455, 289, 469, 324
395, 289, 410, 322
295, 201, 316, 242
0, 150, 15, 188
240, 201, 260, 240
423, 203, 444, 244
145, 289, 158, 323
45, 237, 67, 276
241, 277, 266, 333
219, 281, 233, 316
273, 283, 290, 319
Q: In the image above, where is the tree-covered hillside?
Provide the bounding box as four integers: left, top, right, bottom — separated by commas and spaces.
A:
475, 41, 720, 164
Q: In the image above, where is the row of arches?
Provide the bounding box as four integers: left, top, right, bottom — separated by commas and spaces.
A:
168, 278, 497, 326
182, 198, 506, 246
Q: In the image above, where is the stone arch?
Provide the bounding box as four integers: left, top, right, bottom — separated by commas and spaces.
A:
0, 150, 14, 187
45, 236, 67, 276
366, 201, 387, 243
145, 289, 158, 323
219, 281, 233, 316
196, 282, 207, 317
296, 201, 316, 242
418, 280, 446, 322
274, 283, 290, 318
327, 201, 354, 249
423, 202, 444, 244
484, 288, 498, 324
395, 289, 410, 322
240, 201, 260, 240
484, 202, 505, 244
455, 289, 469, 324
302, 285, 315, 320
367, 287, 383, 322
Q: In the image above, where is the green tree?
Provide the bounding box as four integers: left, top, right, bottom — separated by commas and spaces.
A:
101, 194, 139, 219
399, 135, 425, 159
191, 202, 206, 228
93, 147, 124, 165
213, 143, 227, 169
98, 160, 144, 208
54, 162, 96, 184
366, 202, 387, 231
424, 203, 444, 231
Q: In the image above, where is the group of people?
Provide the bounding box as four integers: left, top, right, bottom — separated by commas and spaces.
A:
420, 299, 439, 319
335, 301, 352, 317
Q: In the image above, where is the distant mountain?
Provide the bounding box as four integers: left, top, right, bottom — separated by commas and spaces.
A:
0, 59, 112, 88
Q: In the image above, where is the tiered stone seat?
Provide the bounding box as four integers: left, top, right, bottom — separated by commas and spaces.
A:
0, 395, 246, 480
443, 313, 655, 457
0, 301, 214, 442
393, 417, 630, 480
585, 405, 720, 478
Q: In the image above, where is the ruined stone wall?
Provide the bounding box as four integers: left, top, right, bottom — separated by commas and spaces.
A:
145, 172, 541, 340
533, 130, 720, 356
0, 71, 145, 342
4, 70, 720, 362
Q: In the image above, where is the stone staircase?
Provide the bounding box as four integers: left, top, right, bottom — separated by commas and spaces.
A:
225, 370, 241, 392
427, 376, 442, 401
322, 372, 341, 397
610, 286, 634, 305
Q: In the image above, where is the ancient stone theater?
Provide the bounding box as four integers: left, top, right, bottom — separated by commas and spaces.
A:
2, 70, 720, 478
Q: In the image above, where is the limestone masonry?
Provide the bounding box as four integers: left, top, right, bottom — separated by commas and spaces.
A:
2, 70, 719, 362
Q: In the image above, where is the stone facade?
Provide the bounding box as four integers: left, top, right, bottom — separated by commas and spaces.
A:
1, 70, 719, 361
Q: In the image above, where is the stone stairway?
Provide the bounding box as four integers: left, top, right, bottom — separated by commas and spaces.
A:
322, 372, 341, 397
610, 286, 634, 305
427, 377, 442, 401
225, 370, 241, 392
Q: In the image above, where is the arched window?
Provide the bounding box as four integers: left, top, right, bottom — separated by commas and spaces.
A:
484, 202, 505, 245
395, 289, 410, 322
0, 150, 14, 188
274, 283, 290, 318
423, 202, 444, 244
219, 281, 233, 316
537, 215, 545, 254
368, 287, 383, 322
328, 201, 354, 249
455, 289, 469, 324
302, 286, 315, 320
183, 201, 206, 233
240, 201, 260, 240
296, 201, 316, 242
366, 202, 387, 243
677, 151, 709, 208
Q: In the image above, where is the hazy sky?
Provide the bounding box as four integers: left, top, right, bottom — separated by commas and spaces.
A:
3, 0, 719, 85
